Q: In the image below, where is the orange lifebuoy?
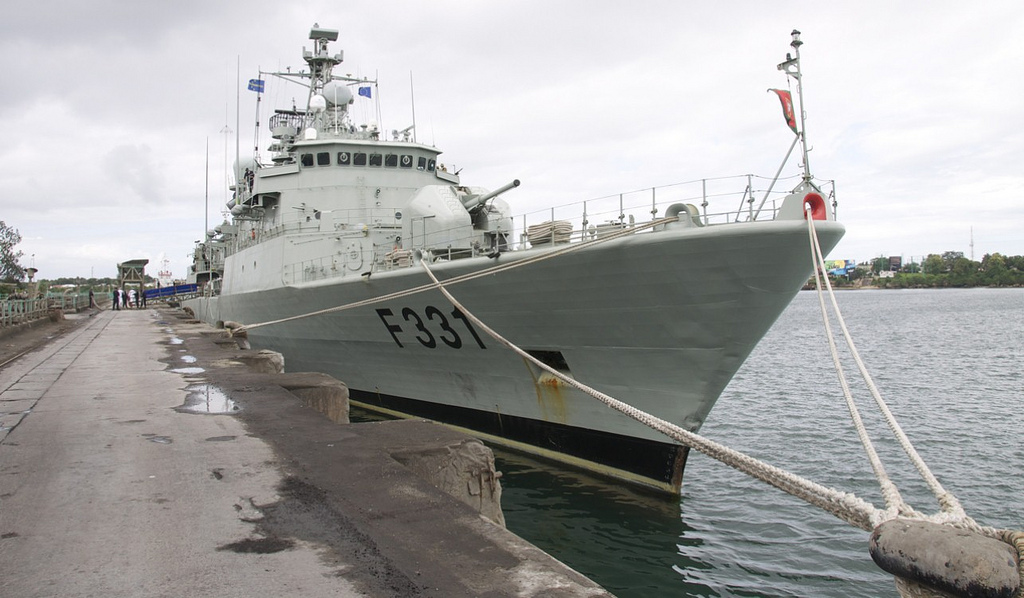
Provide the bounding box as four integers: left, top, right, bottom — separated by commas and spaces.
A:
803, 193, 827, 220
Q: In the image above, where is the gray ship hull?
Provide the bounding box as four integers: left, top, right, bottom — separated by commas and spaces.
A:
186, 218, 843, 492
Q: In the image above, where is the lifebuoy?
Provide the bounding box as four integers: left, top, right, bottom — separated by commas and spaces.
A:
803, 192, 827, 220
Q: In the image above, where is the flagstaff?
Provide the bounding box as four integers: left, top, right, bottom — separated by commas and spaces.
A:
778, 29, 811, 182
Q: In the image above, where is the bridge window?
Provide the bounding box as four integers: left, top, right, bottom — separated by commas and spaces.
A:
400, 154, 413, 168
337, 151, 351, 166
384, 154, 398, 168
353, 153, 367, 166
317, 152, 331, 166
427, 159, 436, 172
300, 154, 314, 167
417, 157, 426, 171
368, 153, 383, 167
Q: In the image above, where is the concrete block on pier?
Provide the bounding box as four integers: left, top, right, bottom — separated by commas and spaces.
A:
273, 371, 350, 424
392, 437, 505, 527
232, 349, 284, 373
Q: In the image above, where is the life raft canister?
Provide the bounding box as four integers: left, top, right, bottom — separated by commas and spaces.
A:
803, 192, 827, 220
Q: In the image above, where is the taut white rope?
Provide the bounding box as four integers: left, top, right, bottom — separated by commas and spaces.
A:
418, 257, 884, 531
806, 213, 972, 526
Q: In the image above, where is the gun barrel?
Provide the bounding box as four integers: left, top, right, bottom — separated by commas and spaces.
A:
463, 179, 520, 210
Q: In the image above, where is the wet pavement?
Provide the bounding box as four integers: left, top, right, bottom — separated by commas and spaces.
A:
0, 308, 610, 597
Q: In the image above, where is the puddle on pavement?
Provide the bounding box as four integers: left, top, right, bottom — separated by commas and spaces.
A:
170, 367, 205, 375
169, 337, 184, 345
180, 355, 197, 363
177, 384, 240, 414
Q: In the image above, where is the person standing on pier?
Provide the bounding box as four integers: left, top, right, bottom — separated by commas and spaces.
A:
111, 288, 119, 310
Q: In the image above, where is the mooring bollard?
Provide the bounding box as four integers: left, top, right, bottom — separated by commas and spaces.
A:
223, 321, 251, 350
869, 519, 1021, 598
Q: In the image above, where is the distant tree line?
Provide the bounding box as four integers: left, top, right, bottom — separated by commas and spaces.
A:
1, 276, 159, 298
37, 276, 156, 286
869, 251, 1024, 288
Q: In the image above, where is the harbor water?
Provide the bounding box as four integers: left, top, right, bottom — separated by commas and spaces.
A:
496, 288, 1023, 597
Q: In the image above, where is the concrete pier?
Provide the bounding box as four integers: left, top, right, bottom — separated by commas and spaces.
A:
0, 307, 611, 597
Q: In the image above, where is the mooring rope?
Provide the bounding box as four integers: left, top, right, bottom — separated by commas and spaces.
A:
806, 214, 1023, 598
227, 207, 1017, 556
236, 215, 679, 334
418, 257, 884, 531
411, 211, 1018, 546
805, 217, 908, 522
805, 213, 973, 526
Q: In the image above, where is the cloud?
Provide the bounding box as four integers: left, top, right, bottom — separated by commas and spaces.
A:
102, 144, 164, 203
2, 0, 1022, 280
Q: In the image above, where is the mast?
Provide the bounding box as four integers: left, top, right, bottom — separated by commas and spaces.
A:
410, 71, 418, 144
205, 138, 209, 239
235, 56, 241, 191
305, 25, 340, 99
777, 30, 811, 182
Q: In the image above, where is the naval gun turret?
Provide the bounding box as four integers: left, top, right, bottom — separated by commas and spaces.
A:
461, 179, 520, 212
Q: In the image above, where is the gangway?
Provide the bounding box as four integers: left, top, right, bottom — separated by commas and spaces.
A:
144, 283, 199, 303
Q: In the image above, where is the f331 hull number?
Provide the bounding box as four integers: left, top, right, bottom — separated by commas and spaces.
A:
376, 306, 487, 349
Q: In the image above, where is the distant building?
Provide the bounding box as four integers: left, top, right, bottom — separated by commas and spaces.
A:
826, 259, 857, 276
889, 256, 902, 271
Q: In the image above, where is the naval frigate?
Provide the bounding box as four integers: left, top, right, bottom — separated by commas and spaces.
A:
185, 26, 843, 493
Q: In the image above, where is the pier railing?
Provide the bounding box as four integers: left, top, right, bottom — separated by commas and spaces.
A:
47, 292, 90, 312
0, 292, 98, 328
0, 298, 50, 328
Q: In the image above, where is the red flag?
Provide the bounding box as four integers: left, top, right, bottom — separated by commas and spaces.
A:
769, 89, 798, 134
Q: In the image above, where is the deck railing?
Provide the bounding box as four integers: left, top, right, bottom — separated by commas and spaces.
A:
260, 173, 835, 284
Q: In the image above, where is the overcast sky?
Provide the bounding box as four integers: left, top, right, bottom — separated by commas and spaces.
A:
3, 1, 1022, 280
